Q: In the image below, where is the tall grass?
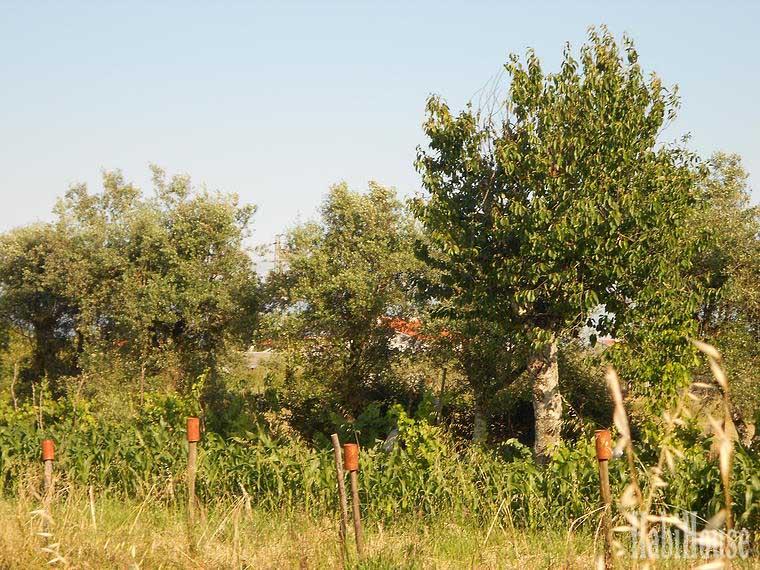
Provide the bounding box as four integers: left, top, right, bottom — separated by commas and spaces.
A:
1, 491, 614, 569
605, 341, 759, 568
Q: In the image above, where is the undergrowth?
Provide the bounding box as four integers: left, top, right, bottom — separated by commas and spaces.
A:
1, 404, 757, 532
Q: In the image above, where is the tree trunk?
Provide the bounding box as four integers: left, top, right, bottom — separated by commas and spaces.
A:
530, 338, 561, 464
740, 422, 755, 449
11, 362, 19, 411
435, 368, 446, 425
473, 393, 488, 443
140, 362, 146, 407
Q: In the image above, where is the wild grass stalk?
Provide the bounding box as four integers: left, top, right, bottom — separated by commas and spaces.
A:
605, 340, 746, 570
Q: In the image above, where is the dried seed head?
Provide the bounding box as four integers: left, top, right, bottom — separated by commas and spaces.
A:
691, 339, 721, 361
621, 484, 638, 508
653, 476, 668, 489
606, 367, 631, 450
719, 438, 733, 485
708, 414, 725, 438
705, 508, 727, 531
708, 357, 728, 391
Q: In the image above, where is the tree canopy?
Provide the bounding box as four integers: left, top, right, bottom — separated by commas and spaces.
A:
0, 28, 756, 457
414, 28, 704, 460
0, 167, 258, 407
261, 182, 423, 419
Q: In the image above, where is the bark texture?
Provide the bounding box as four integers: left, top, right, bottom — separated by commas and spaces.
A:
472, 396, 488, 443
530, 338, 561, 464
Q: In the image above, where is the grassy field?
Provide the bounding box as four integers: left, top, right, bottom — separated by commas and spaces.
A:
0, 490, 756, 569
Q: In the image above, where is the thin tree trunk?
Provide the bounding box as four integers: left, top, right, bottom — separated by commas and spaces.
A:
140, 362, 146, 407
11, 362, 19, 411
740, 422, 755, 448
530, 338, 561, 464
472, 393, 488, 443
435, 368, 446, 424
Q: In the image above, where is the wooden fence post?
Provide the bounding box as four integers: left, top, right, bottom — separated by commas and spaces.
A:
331, 434, 350, 556
40, 439, 55, 533
186, 417, 200, 524
41, 439, 55, 498
343, 443, 364, 556
595, 429, 613, 570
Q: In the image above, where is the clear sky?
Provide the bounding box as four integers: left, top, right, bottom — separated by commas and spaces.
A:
1, 1, 758, 259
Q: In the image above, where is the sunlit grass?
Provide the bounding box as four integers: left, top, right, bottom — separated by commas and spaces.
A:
1, 492, 756, 569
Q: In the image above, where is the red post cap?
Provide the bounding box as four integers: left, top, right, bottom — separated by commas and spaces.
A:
595, 429, 612, 461
343, 443, 359, 472
187, 417, 201, 443
41, 439, 55, 462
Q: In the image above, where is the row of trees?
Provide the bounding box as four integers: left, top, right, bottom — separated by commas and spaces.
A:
0, 167, 258, 409
1, 29, 758, 457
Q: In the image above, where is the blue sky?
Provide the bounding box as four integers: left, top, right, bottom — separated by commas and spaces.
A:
1, 1, 758, 256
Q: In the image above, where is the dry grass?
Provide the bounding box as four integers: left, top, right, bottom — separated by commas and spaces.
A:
603, 340, 753, 570
0, 490, 756, 569
0, 490, 586, 569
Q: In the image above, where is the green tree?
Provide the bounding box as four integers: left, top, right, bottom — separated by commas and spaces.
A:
0, 326, 36, 409
692, 153, 759, 444
262, 182, 423, 419
0, 224, 78, 387
452, 318, 525, 442
0, 168, 258, 406
413, 28, 701, 462
411, 259, 525, 442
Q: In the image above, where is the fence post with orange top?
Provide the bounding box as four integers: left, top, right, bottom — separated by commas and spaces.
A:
186, 417, 200, 523
343, 443, 364, 556
41, 439, 55, 497
330, 434, 350, 557
595, 429, 613, 570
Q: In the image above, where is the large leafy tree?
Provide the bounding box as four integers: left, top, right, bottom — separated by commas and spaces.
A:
413, 28, 702, 462
57, 168, 258, 391
262, 182, 423, 417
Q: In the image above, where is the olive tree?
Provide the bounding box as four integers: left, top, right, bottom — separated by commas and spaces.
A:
0, 167, 258, 403
262, 182, 423, 417
0, 224, 78, 386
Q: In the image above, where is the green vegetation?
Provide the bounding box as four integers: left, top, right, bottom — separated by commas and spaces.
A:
0, 27, 758, 568
260, 182, 423, 432
1, 400, 758, 567
0, 167, 257, 414
414, 28, 702, 460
